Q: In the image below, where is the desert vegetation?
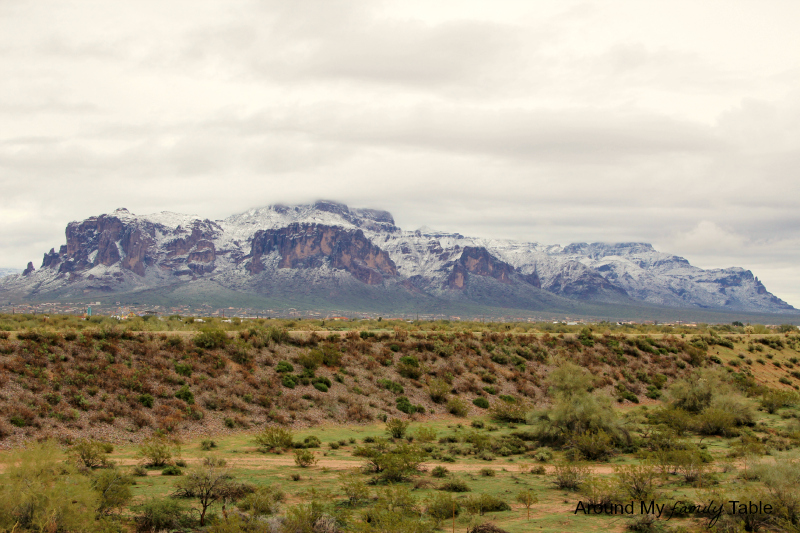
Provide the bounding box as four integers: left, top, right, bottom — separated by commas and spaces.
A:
0, 315, 799, 532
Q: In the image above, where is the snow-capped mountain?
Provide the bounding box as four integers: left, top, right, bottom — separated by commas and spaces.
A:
1, 201, 794, 314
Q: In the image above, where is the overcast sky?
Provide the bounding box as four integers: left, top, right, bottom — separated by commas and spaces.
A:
2, 1, 799, 306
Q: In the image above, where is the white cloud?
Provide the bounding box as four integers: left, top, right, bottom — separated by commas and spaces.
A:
666, 221, 747, 256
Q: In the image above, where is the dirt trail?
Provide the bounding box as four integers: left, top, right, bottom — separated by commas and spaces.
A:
109, 456, 624, 475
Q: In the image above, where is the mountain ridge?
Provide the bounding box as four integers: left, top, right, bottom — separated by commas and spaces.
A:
1, 201, 795, 315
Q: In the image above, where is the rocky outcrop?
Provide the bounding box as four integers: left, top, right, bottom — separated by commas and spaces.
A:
22, 262, 35, 276
445, 247, 516, 289
32, 209, 221, 280
162, 220, 220, 275
247, 223, 398, 285
540, 261, 630, 302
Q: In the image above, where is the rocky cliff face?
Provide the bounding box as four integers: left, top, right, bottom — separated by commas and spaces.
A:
1, 202, 794, 314
445, 247, 517, 289
246, 223, 397, 285
36, 209, 221, 279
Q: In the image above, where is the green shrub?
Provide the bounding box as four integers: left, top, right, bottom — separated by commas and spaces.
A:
447, 397, 470, 417
226, 340, 253, 365
174, 384, 194, 404
615, 383, 639, 403
200, 439, 217, 451
397, 396, 422, 415
667, 369, 727, 413
614, 464, 658, 501
194, 329, 228, 350
761, 390, 799, 413
134, 498, 191, 532
433, 340, 454, 358
646, 406, 692, 436
427, 378, 450, 403
386, 418, 410, 439
462, 493, 511, 514
237, 486, 284, 516
431, 466, 449, 478
645, 385, 661, 400
276, 360, 294, 373
533, 447, 553, 462
298, 349, 322, 370
572, 430, 616, 461
293, 449, 317, 467
165, 335, 184, 349
440, 479, 470, 492
670, 449, 708, 484
414, 426, 438, 443
301, 435, 321, 448
161, 464, 183, 476
694, 407, 738, 437
378, 378, 404, 394
281, 374, 298, 388
357, 442, 426, 482
531, 362, 630, 449
489, 399, 527, 422
473, 397, 490, 409
174, 361, 192, 377
138, 393, 154, 408
137, 436, 175, 467
71, 439, 112, 469
426, 492, 461, 521
553, 462, 590, 490
255, 426, 294, 453
398, 356, 422, 379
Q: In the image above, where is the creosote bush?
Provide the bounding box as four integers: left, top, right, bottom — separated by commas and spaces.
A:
137, 435, 177, 467
386, 418, 410, 439
194, 328, 228, 350
71, 438, 113, 469
135, 498, 192, 532
431, 466, 449, 478
255, 426, 294, 453
552, 462, 590, 491
294, 448, 318, 468
447, 397, 470, 417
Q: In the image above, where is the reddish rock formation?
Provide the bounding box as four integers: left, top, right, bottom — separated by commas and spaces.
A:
445, 246, 515, 289
247, 223, 397, 285
39, 212, 219, 278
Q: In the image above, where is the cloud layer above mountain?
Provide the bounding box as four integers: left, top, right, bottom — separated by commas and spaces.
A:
2, 0, 800, 307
